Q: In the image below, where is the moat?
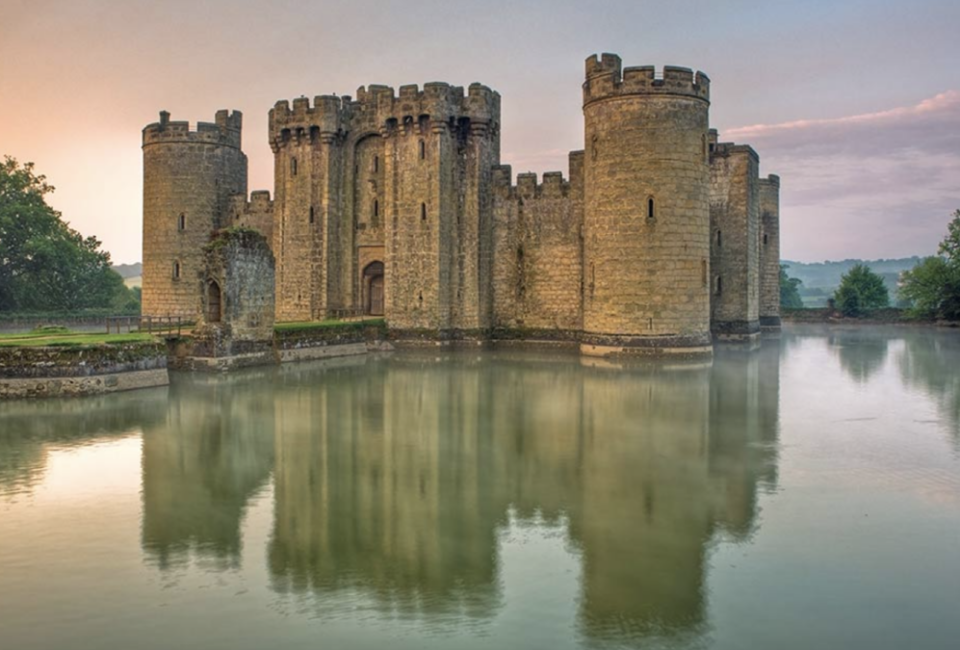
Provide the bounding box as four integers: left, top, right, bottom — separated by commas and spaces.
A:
1, 325, 958, 650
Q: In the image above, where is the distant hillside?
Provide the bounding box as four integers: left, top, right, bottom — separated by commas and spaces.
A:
112, 263, 142, 279
782, 257, 923, 307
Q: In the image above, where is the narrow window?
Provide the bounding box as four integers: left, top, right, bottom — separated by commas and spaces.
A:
291, 157, 298, 176
716, 275, 723, 295
763, 233, 769, 246
421, 202, 427, 221
373, 200, 379, 218
173, 260, 181, 280
309, 206, 315, 223
419, 140, 426, 160
701, 259, 707, 287
716, 229, 722, 247
647, 197, 655, 220
178, 213, 185, 231
374, 156, 379, 173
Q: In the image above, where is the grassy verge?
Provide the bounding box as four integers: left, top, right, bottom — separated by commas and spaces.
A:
0, 330, 156, 347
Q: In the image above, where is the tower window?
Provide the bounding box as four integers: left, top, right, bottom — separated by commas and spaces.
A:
647, 197, 655, 220
374, 156, 379, 173
701, 259, 707, 287
716, 275, 723, 295
173, 260, 181, 280
374, 200, 379, 218
421, 203, 427, 221
309, 206, 315, 223
291, 157, 298, 176
178, 213, 185, 231
763, 233, 769, 246
419, 140, 426, 160
716, 229, 722, 247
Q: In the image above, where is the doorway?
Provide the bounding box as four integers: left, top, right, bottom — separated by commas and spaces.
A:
363, 262, 384, 316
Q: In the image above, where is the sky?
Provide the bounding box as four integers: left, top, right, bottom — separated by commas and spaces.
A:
1, 0, 958, 264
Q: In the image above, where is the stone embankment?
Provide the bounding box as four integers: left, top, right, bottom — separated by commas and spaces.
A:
0, 341, 169, 399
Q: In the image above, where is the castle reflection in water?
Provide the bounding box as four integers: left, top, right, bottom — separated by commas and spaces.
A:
133, 345, 781, 641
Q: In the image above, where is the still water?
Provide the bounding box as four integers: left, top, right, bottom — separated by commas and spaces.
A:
1, 326, 958, 650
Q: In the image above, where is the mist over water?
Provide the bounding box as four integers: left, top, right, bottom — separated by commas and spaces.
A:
1, 326, 958, 650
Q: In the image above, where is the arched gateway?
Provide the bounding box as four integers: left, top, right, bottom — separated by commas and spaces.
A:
362, 262, 384, 316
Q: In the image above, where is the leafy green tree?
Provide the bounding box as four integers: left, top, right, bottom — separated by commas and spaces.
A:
939, 209, 960, 261
780, 264, 804, 308
899, 210, 960, 321
0, 156, 129, 312
834, 263, 890, 317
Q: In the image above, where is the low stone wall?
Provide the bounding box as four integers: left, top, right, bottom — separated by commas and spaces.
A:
169, 321, 390, 372
0, 342, 169, 399
276, 321, 387, 350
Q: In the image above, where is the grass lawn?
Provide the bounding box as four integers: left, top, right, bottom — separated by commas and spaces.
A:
0, 329, 156, 347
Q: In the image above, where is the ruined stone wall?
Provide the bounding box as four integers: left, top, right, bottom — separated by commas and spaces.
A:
196, 228, 276, 344
759, 175, 781, 330
581, 55, 712, 354
142, 110, 246, 319
709, 143, 760, 339
491, 163, 583, 335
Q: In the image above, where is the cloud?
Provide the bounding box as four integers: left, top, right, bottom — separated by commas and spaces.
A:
724, 92, 960, 261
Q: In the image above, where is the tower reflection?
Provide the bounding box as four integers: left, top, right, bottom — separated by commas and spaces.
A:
136, 348, 781, 642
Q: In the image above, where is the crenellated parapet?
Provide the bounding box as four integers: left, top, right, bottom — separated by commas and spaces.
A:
492, 167, 570, 200
710, 141, 759, 163
143, 110, 242, 149
269, 82, 501, 149
269, 96, 351, 151
759, 174, 780, 188
227, 190, 274, 219
583, 53, 709, 107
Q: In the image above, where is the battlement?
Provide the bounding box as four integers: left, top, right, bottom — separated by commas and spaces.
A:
759, 174, 780, 187
271, 80, 500, 148
583, 54, 709, 106
363, 81, 500, 132
142, 110, 242, 148
269, 95, 352, 149
710, 141, 759, 163
228, 191, 274, 217
492, 167, 569, 199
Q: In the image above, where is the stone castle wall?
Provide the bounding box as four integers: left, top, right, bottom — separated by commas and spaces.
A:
142, 52, 782, 354
581, 55, 713, 354
142, 110, 246, 319
491, 162, 583, 336
759, 175, 781, 330
709, 141, 760, 338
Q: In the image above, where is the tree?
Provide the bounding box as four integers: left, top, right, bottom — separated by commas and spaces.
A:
834, 263, 889, 317
0, 156, 130, 312
780, 264, 804, 308
939, 209, 960, 262
899, 210, 960, 321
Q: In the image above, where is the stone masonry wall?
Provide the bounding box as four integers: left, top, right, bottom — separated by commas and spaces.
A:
228, 191, 275, 249
709, 143, 760, 338
581, 55, 712, 352
759, 175, 781, 329
142, 110, 246, 319
196, 228, 276, 346
492, 164, 583, 335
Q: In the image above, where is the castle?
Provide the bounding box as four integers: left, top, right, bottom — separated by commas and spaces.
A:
142, 53, 781, 356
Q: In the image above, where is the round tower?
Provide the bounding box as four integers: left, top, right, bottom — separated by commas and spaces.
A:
581, 54, 712, 356
141, 110, 247, 319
